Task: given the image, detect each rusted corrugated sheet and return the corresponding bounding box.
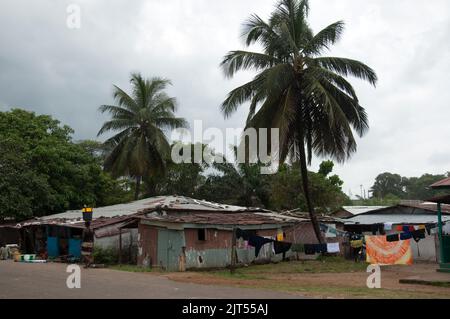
[138,211,300,226]
[430,177,450,189]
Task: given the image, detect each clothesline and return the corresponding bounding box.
[235,228,341,257]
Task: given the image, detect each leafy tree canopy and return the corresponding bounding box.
[0,109,131,221]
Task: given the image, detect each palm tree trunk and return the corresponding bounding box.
[134,176,141,200]
[298,141,324,244]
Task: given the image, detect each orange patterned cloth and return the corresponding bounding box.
[365,235,413,265]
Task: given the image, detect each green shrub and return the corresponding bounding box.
[92,246,119,265]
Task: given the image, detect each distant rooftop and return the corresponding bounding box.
[341,206,388,216]
[344,214,450,225]
[430,177,450,189]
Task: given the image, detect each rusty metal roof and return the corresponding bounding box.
[138,210,306,226]
[430,177,450,189]
[15,196,271,229]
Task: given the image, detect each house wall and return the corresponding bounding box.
[137,224,286,270]
[94,229,138,250]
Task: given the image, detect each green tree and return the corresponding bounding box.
[220,0,377,242]
[98,73,187,200]
[268,162,350,212]
[370,172,406,198]
[145,142,210,197]
[197,147,271,207]
[0,109,128,220]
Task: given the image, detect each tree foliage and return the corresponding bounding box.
[0,109,131,221]
[370,172,449,201]
[98,73,188,200]
[220,0,377,242]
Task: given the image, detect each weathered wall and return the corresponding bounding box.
[183,228,284,269]
[137,224,158,267]
[94,229,138,250]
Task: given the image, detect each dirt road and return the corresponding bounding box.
[0,261,301,299]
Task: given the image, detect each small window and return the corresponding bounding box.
[197,229,206,241]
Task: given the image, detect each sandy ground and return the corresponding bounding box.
[0,260,302,299]
[166,262,450,299]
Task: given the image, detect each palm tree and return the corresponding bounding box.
[220,0,377,243]
[98,73,187,200]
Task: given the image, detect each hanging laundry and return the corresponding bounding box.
[402,225,410,232]
[248,235,273,258]
[418,225,426,230]
[326,242,340,253]
[365,235,413,265]
[412,229,426,242]
[304,244,316,255]
[273,241,292,255]
[384,222,394,231]
[291,243,305,253]
[400,232,413,240]
[236,228,250,241]
[425,224,433,235]
[350,239,363,248]
[276,232,284,242]
[386,233,399,242]
[313,244,327,253]
[408,226,415,232]
[396,225,404,231]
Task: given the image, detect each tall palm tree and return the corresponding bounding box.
[98,73,187,200]
[220,0,377,243]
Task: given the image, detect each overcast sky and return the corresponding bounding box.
[1,0,449,198]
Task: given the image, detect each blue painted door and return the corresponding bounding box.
[157,229,184,271]
[68,239,82,258]
[47,237,59,257]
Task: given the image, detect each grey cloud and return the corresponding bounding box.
[0,0,449,197]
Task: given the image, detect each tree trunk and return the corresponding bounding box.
[298,141,324,244]
[134,176,141,200]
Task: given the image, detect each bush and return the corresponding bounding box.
[92,246,119,265]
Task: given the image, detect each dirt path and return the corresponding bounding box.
[0,260,302,299]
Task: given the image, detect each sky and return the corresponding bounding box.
[0,0,449,198]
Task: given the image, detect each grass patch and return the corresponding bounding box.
[210,256,367,276]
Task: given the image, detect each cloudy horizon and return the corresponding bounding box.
[1,0,449,198]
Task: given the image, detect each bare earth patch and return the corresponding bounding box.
[165,258,450,299]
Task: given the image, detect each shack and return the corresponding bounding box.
[2,197,178,261]
[122,197,345,271]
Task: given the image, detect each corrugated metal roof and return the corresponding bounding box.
[344,214,450,225]
[341,206,388,216]
[355,203,450,215]
[17,196,271,229]
[430,177,450,189]
[38,195,268,221]
[139,211,301,226]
